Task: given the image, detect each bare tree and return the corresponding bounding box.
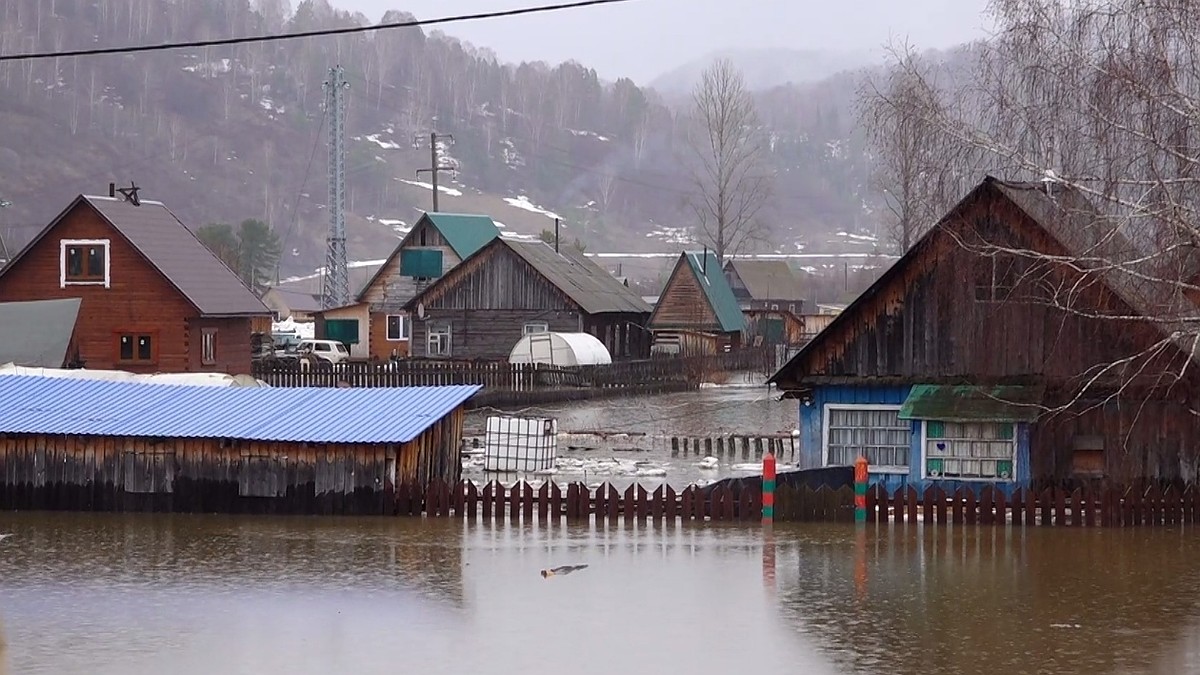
[686,58,773,262]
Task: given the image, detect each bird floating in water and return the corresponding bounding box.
[541,564,588,578]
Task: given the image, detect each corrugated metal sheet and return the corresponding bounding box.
[685,251,745,333]
[424,212,502,259]
[507,240,652,315]
[898,384,1045,422]
[0,376,481,444]
[0,298,80,367]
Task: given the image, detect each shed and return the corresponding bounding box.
[0,375,480,514]
[508,331,613,366]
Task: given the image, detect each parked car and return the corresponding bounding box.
[296,339,350,364]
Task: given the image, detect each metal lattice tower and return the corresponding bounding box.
[322,65,350,309]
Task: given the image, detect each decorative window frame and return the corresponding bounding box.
[60,238,111,288]
[821,403,910,474]
[919,420,1018,482]
[427,323,452,357]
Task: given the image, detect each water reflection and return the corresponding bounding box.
[0,616,7,675]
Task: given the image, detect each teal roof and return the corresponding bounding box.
[423,212,501,259]
[685,251,745,333]
[898,384,1046,422]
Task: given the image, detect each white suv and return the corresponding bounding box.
[296,339,350,364]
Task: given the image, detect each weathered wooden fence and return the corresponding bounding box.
[670,435,797,461]
[393,480,1200,526]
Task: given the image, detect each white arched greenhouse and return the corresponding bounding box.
[507,331,613,367]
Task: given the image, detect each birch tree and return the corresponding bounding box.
[686,58,772,262]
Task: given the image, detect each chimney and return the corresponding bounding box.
[554,217,560,253]
[108,183,116,198]
[702,246,708,276]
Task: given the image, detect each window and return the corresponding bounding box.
[61,239,110,287]
[117,333,155,363]
[824,405,910,472]
[523,322,549,335]
[974,256,1017,303]
[428,324,451,356]
[923,421,1016,480]
[386,314,409,341]
[201,328,217,365]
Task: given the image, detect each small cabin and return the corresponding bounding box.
[648,250,745,354]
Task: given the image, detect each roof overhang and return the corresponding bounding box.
[897,384,1046,423]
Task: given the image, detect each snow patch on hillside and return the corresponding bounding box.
[504,195,560,220]
[398,179,462,197]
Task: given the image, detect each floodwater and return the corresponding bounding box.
[462,373,797,489]
[2,514,1200,674]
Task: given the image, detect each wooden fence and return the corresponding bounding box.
[670,435,798,461]
[391,479,1200,526]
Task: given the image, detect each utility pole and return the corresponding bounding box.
[322,65,350,309]
[415,132,455,212]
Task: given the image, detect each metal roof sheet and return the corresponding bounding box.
[724,259,805,302]
[685,251,746,333]
[424,212,502,259]
[0,299,80,367]
[0,376,481,444]
[506,240,652,315]
[898,384,1045,422]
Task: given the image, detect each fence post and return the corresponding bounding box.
[762,449,776,524]
[855,456,869,524]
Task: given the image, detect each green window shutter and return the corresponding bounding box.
[926,421,945,439]
[400,249,444,278]
[999,423,1014,440]
[325,319,359,345]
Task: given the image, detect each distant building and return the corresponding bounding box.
[648,250,745,354]
[0,193,270,375]
[404,237,652,360]
[722,259,805,314]
[260,287,323,322]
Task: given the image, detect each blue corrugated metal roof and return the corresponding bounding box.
[0,376,481,444]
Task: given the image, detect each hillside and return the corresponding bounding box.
[0,0,902,286]
[649,48,880,98]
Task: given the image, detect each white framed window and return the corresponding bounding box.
[922,421,1016,481]
[823,404,910,473]
[61,238,111,288]
[523,321,549,335]
[386,314,409,341]
[427,324,451,357]
[201,328,217,365]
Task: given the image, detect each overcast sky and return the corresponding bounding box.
[333,0,995,84]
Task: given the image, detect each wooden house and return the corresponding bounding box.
[649,250,746,354]
[742,308,806,348]
[0,193,271,375]
[768,176,1200,493]
[404,238,652,360]
[261,287,323,322]
[0,298,82,367]
[723,259,805,313]
[0,375,479,514]
[352,212,501,361]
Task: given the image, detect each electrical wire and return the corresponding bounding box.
[0,0,638,62]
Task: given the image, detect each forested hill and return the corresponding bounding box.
[0,0,896,280]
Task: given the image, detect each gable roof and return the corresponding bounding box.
[768,175,1199,386]
[405,237,651,315]
[356,211,501,302]
[724,259,804,301]
[264,287,323,314]
[673,251,745,333]
[0,298,81,367]
[0,195,270,317]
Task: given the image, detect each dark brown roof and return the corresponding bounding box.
[724,259,804,301]
[1,195,269,317]
[505,241,652,315]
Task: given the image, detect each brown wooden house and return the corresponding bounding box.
[352,212,501,361]
[649,250,746,354]
[0,193,271,375]
[768,176,1200,493]
[723,258,805,313]
[404,238,652,360]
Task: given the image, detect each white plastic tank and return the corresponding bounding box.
[507,331,612,367]
[484,415,558,472]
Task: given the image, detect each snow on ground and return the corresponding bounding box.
[363,133,402,150]
[366,216,411,237]
[499,230,541,242]
[833,230,879,244]
[503,195,560,220]
[398,178,463,197]
[278,258,388,285]
[645,226,694,245]
[567,129,611,142]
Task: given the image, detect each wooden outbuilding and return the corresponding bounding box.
[0,375,478,514]
[649,250,746,354]
[769,176,1200,493]
[0,192,271,375]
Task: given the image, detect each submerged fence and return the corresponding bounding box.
[389,479,1200,527]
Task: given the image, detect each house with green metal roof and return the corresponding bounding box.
[314,212,502,362]
[647,250,746,354]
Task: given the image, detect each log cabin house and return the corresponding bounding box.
[649,250,746,354]
[0,375,479,514]
[0,193,271,375]
[769,176,1200,494]
[403,237,652,360]
[336,212,502,361]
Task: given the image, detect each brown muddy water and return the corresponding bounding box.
[1,513,1199,674]
[462,375,796,489]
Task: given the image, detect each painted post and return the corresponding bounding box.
[854,456,869,524]
[762,450,776,524]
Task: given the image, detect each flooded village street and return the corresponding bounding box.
[2,513,1200,674]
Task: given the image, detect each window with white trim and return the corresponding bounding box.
[923,421,1016,480]
[523,321,549,335]
[386,314,409,341]
[427,324,451,356]
[61,239,110,287]
[824,405,910,471]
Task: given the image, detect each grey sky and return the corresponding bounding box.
[332,0,995,84]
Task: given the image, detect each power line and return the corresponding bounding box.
[0,0,638,63]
